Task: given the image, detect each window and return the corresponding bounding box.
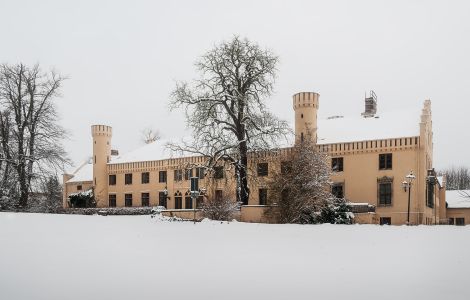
[109,174,116,185]
[125,173,132,185]
[196,196,204,208]
[332,157,344,172]
[301,132,304,142]
[108,194,116,207]
[159,171,167,183]
[195,167,205,179]
[257,163,268,177]
[456,218,465,226]
[141,193,149,206]
[77,185,82,191]
[379,153,392,170]
[174,169,183,182]
[159,191,167,208]
[449,218,455,225]
[185,196,193,209]
[125,193,133,207]
[378,182,392,206]
[332,183,344,199]
[214,166,224,179]
[175,192,182,209]
[141,172,150,184]
[259,188,268,205]
[427,182,434,208]
[215,190,223,201]
[281,161,291,175]
[380,217,391,225]
[184,169,193,180]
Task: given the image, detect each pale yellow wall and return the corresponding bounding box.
[63,180,93,207]
[446,209,470,225]
[62,93,455,225]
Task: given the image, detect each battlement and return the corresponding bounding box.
[293,92,319,110]
[91,125,112,137]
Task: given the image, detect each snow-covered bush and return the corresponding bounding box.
[202,197,238,221]
[317,197,354,224]
[65,207,153,215]
[68,189,95,208]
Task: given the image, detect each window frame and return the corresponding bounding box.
[108,194,116,207]
[214,166,224,179]
[125,173,133,185]
[259,188,268,205]
[257,163,269,177]
[124,193,133,207]
[109,174,116,186]
[332,183,344,199]
[379,153,393,170]
[332,157,344,172]
[141,192,150,207]
[141,172,150,184]
[159,171,167,183]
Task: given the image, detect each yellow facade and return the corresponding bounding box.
[64,91,455,225]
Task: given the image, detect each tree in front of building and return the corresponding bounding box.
[0,63,70,209]
[170,36,290,206]
[266,134,352,224]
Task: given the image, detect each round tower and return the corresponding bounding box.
[91,125,112,207]
[293,92,319,144]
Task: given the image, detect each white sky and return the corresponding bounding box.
[1,0,469,170]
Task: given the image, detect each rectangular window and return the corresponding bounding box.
[427,182,434,208]
[185,196,193,209]
[125,193,133,207]
[141,172,150,184]
[195,167,205,179]
[125,173,132,185]
[378,182,392,206]
[174,169,183,182]
[456,218,465,226]
[332,157,344,172]
[259,188,268,205]
[214,166,224,179]
[184,169,193,180]
[175,196,182,209]
[380,217,391,225]
[215,190,223,201]
[281,161,291,175]
[159,191,167,208]
[379,153,392,170]
[159,171,167,183]
[449,218,455,225]
[77,185,82,191]
[257,163,268,177]
[332,184,344,199]
[141,193,149,207]
[108,194,116,207]
[109,174,116,185]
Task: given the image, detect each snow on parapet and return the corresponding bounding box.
[446,190,470,209]
[317,109,420,145]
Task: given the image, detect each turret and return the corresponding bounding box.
[91,125,112,207]
[293,92,319,144]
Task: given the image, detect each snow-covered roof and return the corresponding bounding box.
[67,162,93,183]
[446,190,470,209]
[317,110,420,144]
[109,139,186,164]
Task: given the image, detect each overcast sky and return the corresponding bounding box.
[1,0,469,170]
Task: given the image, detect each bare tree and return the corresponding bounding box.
[266,135,333,224]
[0,63,69,209]
[141,127,161,144]
[170,36,290,205]
[439,166,470,190]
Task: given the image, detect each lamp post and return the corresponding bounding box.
[402,171,416,225]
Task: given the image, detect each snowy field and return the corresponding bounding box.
[0,213,469,300]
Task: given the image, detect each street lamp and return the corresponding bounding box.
[402,171,416,224]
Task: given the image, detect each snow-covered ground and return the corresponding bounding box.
[0,213,469,300]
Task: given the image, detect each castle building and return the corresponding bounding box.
[63,91,463,225]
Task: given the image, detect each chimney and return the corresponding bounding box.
[361,90,377,118]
